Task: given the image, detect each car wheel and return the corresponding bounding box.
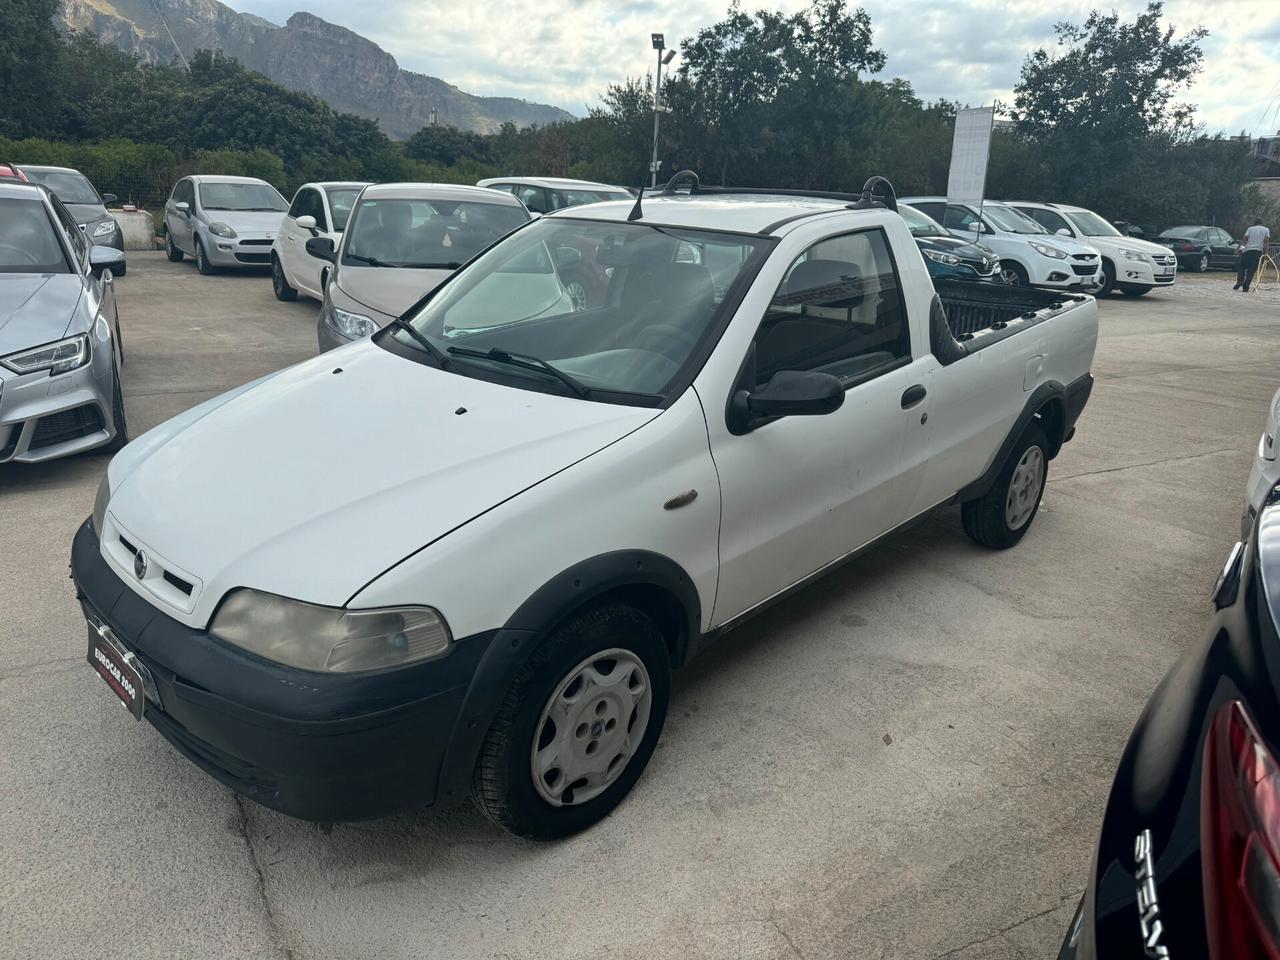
[1120,286,1151,297]
[271,254,298,301]
[164,230,184,263]
[104,361,129,453]
[471,602,671,840]
[564,277,589,311]
[999,261,1028,286]
[1197,251,1209,273]
[1097,260,1115,296]
[961,421,1048,549]
[195,238,215,276]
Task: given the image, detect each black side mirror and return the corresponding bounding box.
[89,244,126,277]
[101,193,119,206]
[728,370,845,433]
[306,236,337,263]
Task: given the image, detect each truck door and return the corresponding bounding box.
[705,226,932,626]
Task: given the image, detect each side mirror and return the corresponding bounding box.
[174,201,190,214]
[101,193,119,206]
[296,214,318,235]
[89,245,126,277]
[728,370,845,433]
[1055,227,1071,237]
[306,236,336,263]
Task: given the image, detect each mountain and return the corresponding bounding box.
[57,0,576,137]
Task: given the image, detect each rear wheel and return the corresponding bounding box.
[271,254,298,301]
[471,603,670,840]
[164,230,184,262]
[999,261,1028,286]
[962,421,1049,549]
[195,238,215,275]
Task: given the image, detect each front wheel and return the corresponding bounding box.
[271,254,298,301]
[998,261,1028,286]
[1196,251,1209,273]
[195,238,215,276]
[471,603,670,840]
[961,421,1048,549]
[1097,261,1115,297]
[164,230,184,262]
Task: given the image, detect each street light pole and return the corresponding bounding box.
[649,34,676,190]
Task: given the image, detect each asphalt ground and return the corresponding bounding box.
[2,253,1276,959]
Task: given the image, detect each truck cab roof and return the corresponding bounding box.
[547,192,868,237]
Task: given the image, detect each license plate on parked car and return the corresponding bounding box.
[86,619,148,720]
[1160,267,1175,276]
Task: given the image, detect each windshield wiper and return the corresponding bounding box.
[346,253,390,267]
[447,346,590,399]
[399,261,462,270]
[389,317,449,368]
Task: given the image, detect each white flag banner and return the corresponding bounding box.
[946,107,995,207]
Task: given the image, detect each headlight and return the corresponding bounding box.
[1,334,90,375]
[210,588,452,672]
[208,221,237,239]
[1030,242,1068,259]
[923,249,961,266]
[92,473,111,534]
[93,219,117,239]
[325,299,378,339]
[1122,249,1149,262]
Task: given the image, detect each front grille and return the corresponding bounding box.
[1152,254,1176,266]
[234,252,270,264]
[239,239,273,246]
[1071,253,1095,261]
[29,404,103,450]
[1154,274,1176,283]
[115,533,195,596]
[1070,264,1097,276]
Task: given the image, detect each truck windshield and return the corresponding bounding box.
[390,218,769,403]
[1065,210,1121,238]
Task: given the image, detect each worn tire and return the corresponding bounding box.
[961,421,1049,549]
[471,602,670,840]
[104,362,129,453]
[195,238,215,275]
[271,254,298,301]
[164,231,183,262]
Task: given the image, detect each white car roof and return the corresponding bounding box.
[301,181,372,191]
[547,193,867,235]
[359,182,525,206]
[477,176,629,193]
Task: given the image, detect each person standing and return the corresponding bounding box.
[1236,219,1272,292]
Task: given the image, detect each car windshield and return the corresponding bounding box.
[198,181,287,212]
[1064,210,1121,237]
[0,197,70,273]
[550,189,631,210]
[19,169,101,205]
[325,187,363,231]
[983,204,1043,234]
[343,198,529,268]
[898,204,948,237]
[390,218,769,402]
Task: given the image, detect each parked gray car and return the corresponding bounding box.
[0,179,128,464]
[163,175,289,274]
[17,164,126,273]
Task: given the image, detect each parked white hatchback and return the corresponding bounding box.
[76,177,1097,839]
[271,181,369,302]
[1009,201,1178,297]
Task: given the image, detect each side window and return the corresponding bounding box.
[750,228,910,389]
[516,185,547,214]
[302,189,327,231]
[175,179,194,207]
[287,189,307,219]
[943,205,979,231]
[913,202,944,221]
[1027,209,1069,234]
[50,195,87,264]
[1217,228,1234,244]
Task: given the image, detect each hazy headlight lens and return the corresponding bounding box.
[92,474,111,534]
[93,219,117,238]
[210,588,452,672]
[1,334,90,375]
[923,249,961,266]
[208,221,237,239]
[1030,242,1068,259]
[1122,249,1149,262]
[326,301,378,339]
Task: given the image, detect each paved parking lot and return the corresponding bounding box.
[2,253,1276,960]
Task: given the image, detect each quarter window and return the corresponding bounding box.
[749,228,910,389]
[50,195,87,264]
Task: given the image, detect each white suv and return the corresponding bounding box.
[903,197,1103,292]
[1009,202,1177,297]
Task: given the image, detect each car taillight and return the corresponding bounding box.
[1202,701,1280,959]
[1182,242,1199,251]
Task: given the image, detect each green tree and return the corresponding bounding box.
[0,0,61,137]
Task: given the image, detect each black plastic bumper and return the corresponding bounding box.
[70,519,494,821]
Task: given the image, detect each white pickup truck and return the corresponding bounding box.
[75,175,1098,839]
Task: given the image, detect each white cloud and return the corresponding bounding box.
[227,0,1280,134]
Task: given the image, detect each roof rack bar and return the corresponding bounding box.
[659,170,897,211]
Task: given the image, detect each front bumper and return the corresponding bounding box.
[204,232,277,268]
[1030,259,1103,292]
[71,519,493,821]
[0,341,117,464]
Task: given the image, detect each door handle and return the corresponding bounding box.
[901,384,927,408]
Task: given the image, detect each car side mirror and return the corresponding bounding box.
[306,236,336,263]
[174,201,190,214]
[89,245,126,277]
[296,214,319,235]
[1055,227,1071,237]
[101,193,119,206]
[728,370,845,433]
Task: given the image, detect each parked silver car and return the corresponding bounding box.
[0,179,127,464]
[162,175,289,274]
[17,165,126,274]
[307,183,530,352]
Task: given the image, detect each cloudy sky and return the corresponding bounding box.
[226,0,1280,135]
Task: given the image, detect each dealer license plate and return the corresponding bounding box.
[86,619,148,720]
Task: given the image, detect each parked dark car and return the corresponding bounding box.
[1058,492,1280,959]
[1156,225,1238,273]
[17,165,126,273]
[898,202,998,282]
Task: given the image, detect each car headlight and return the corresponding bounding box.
[1122,249,1149,262]
[325,299,378,339]
[923,249,961,266]
[92,219,117,239]
[1030,242,1068,259]
[0,334,90,375]
[92,473,111,534]
[209,588,452,672]
[208,221,237,239]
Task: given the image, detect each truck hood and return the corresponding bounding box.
[336,265,453,319]
[106,339,658,622]
[0,273,81,355]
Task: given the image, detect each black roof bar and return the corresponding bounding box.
[659,170,898,212]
